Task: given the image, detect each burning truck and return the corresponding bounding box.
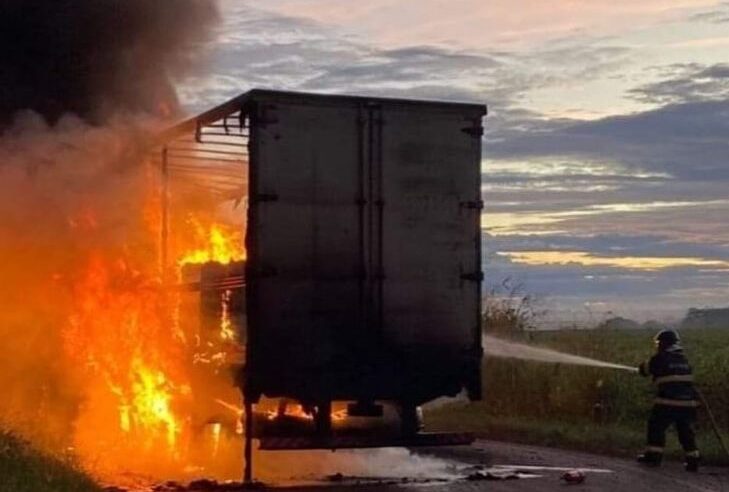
[156,89,486,479]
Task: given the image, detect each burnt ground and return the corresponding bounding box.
[157,440,728,492]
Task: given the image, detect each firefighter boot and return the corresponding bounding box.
[637,451,662,467]
[684,453,700,472]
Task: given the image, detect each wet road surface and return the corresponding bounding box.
[161,440,728,492]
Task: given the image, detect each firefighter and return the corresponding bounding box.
[636,329,700,472]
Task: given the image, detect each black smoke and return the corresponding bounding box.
[0,0,219,127]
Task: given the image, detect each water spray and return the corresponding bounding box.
[483,335,638,373]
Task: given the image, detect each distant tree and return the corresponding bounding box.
[680,307,729,330]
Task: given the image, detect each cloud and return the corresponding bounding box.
[628,63,729,105]
[489,99,729,184]
[484,235,729,322]
[487,233,729,260]
[178,0,641,160]
[689,1,729,22]
[297,45,502,101]
[502,251,729,270]
[478,62,729,314]
[178,3,370,110]
[255,0,719,49]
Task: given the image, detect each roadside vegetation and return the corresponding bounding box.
[0,431,100,492]
[427,325,729,464]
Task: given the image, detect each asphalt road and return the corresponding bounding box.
[180,440,727,492]
[416,440,728,492]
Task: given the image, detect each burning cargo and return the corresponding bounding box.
[158,89,486,465]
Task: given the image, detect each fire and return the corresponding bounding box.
[178,217,245,266]
[61,202,245,477]
[63,251,188,472]
[129,359,180,447]
[220,289,236,342]
[265,404,348,423]
[0,118,250,482]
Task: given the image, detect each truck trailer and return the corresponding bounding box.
[158,89,486,478]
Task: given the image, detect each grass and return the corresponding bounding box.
[425,328,729,464]
[0,431,100,492]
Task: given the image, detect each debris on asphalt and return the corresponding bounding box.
[323,474,451,486]
[152,481,185,491]
[466,471,520,481]
[326,472,344,482]
[189,479,217,490]
[149,478,264,491]
[561,470,587,484]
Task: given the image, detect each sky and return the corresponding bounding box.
[179,0,729,323]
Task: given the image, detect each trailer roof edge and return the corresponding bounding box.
[155,92,251,144]
[157,89,487,144]
[245,88,488,114]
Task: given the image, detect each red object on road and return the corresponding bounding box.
[561,470,586,484]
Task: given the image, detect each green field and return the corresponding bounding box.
[426,328,729,464]
[0,432,100,492]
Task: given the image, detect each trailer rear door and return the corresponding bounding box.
[379,104,483,353]
[245,94,365,397]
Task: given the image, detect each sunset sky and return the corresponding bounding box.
[180,0,729,322]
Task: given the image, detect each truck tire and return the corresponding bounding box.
[314,400,332,435]
[399,404,423,437]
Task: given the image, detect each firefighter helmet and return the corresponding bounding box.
[654,329,680,346]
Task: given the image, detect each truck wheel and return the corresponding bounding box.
[399,404,423,437]
[314,401,332,435]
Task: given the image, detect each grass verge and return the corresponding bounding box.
[426,402,729,465]
[427,406,641,456]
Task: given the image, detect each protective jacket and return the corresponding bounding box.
[640,346,698,407]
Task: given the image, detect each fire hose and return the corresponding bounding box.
[696,388,729,463]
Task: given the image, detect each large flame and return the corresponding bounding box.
[60,170,245,479]
[0,116,254,484]
[179,217,245,266]
[63,253,184,472]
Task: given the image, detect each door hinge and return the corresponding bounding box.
[460,271,484,282]
[461,125,484,137]
[460,200,484,210]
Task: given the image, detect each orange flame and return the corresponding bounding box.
[179,217,245,266]
[63,205,245,478]
[64,252,187,472]
[0,124,251,484]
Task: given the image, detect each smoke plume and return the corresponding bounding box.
[0,0,226,482]
[0,0,219,127]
